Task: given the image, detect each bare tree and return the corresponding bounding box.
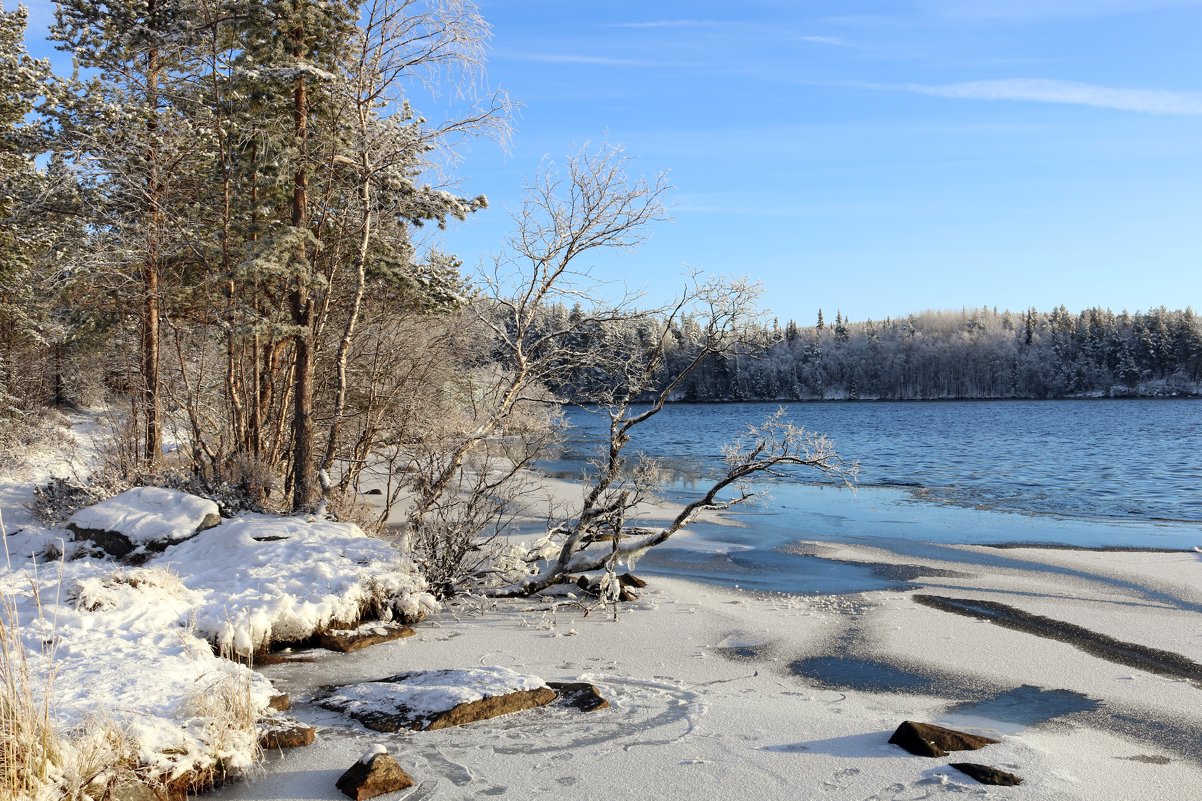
[395,142,854,597]
[503,408,855,597]
[398,143,669,591]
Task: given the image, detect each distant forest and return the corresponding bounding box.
[545,305,1202,402]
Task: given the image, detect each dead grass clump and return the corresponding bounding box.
[71,567,189,613]
[181,664,262,782]
[0,592,60,800]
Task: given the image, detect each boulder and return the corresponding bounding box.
[888,721,999,758]
[548,681,609,712]
[267,693,291,711]
[335,748,415,800]
[950,763,1023,786]
[67,488,221,559]
[422,686,557,730]
[323,666,557,732]
[259,720,316,750]
[317,623,416,653]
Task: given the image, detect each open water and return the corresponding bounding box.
[548,399,1202,594]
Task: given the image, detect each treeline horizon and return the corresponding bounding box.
[543,304,1202,403]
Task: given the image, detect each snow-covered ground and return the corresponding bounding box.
[6,414,1202,800]
[208,544,1202,801]
[0,416,435,799]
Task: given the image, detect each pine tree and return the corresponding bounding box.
[52,0,197,466]
[0,6,53,289]
[833,310,849,342]
[0,6,60,416]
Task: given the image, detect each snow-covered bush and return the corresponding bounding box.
[179,662,262,779]
[30,474,129,526]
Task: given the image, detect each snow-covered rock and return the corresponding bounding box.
[152,514,437,657]
[323,666,556,731]
[66,487,220,558]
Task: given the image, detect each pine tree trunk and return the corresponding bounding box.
[142,4,162,467]
[289,55,317,511]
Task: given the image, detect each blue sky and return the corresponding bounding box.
[17,0,1202,323]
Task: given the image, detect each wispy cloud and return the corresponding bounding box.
[904,79,1202,116]
[609,20,855,47]
[797,35,851,47]
[495,51,668,68]
[675,191,933,219]
[608,19,723,30]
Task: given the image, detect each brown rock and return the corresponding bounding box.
[950,763,1023,786]
[888,721,999,758]
[324,669,560,732]
[337,686,558,732]
[618,572,647,588]
[425,686,557,730]
[259,721,316,749]
[548,681,610,712]
[316,623,416,653]
[268,693,291,711]
[335,751,415,800]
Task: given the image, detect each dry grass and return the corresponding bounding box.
[0,590,61,800]
[56,718,144,801]
[181,663,263,782]
[2,576,148,801]
[71,566,189,613]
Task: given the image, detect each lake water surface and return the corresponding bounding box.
[549,399,1202,594]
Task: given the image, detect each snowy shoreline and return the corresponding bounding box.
[213,543,1202,800]
[4,422,1202,800]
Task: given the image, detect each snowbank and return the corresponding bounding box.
[153,514,437,657]
[3,558,274,786]
[2,491,437,798]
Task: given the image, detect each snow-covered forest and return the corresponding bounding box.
[552,305,1202,403]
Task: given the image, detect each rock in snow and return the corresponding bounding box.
[547,681,610,712]
[154,514,437,656]
[259,720,317,750]
[950,763,1024,786]
[67,487,221,558]
[887,720,999,758]
[323,666,558,731]
[316,622,417,653]
[335,749,415,800]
